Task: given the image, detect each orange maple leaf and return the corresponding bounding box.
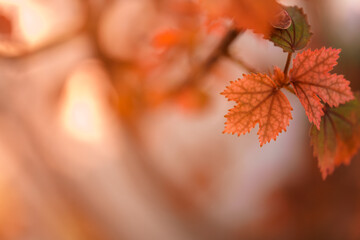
[310,94,360,179]
[290,48,354,129]
[222,73,292,146]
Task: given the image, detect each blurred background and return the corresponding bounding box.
[0,0,359,239]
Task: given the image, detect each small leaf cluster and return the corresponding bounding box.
[222,6,360,179]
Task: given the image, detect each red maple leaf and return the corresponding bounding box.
[311,94,360,179]
[289,48,354,129]
[222,73,292,146]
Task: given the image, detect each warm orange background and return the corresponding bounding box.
[0,0,359,239]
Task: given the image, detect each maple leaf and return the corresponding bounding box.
[222,73,292,146]
[310,93,360,179]
[272,66,286,86]
[270,6,312,52]
[290,47,354,129]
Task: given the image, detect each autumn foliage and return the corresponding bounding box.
[222,73,292,146]
[1,0,360,239]
[220,5,359,179]
[290,48,354,129]
[200,0,282,37]
[310,94,360,179]
[118,0,359,179]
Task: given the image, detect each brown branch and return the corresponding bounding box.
[173,28,241,93]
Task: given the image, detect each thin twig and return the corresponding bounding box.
[225,54,257,73]
[173,28,241,93]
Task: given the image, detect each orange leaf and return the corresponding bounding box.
[310,93,360,179]
[0,12,12,37]
[200,0,281,37]
[174,87,209,112]
[290,48,354,129]
[222,73,292,146]
[272,66,286,86]
[152,29,183,49]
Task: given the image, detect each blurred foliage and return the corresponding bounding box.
[0,0,358,240]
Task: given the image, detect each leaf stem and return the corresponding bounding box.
[283,52,293,78]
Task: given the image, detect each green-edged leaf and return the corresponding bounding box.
[310,93,360,179]
[270,6,312,52]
